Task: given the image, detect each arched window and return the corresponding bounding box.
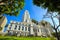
[22,26,24,31]
[9,27,11,30]
[28,27,30,31]
[18,26,20,30]
[38,29,39,32]
[14,25,17,30]
[25,27,27,31]
[10,24,12,26]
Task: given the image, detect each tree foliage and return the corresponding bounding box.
[52,31,60,37]
[32,19,38,25]
[0,0,24,16]
[0,27,2,31]
[40,20,48,26]
[33,0,60,14]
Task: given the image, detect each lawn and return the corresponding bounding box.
[0,36,56,40]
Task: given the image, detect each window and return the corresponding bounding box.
[25,27,27,31]
[29,24,30,26]
[10,24,12,26]
[14,25,17,30]
[38,29,39,32]
[41,28,46,33]
[26,20,27,22]
[44,29,48,33]
[9,24,12,30]
[9,27,11,30]
[18,26,20,30]
[28,27,30,31]
[22,26,24,30]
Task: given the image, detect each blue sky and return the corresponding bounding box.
[4,0,58,26]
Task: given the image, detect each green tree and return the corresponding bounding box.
[32,19,38,25]
[0,27,2,31]
[40,20,48,26]
[33,0,60,40]
[0,0,24,17]
[52,31,60,37]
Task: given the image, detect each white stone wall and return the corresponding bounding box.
[37,28,42,36]
[7,21,30,36]
[30,27,34,35]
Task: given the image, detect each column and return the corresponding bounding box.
[27,27,28,31]
[39,28,41,36]
[17,25,19,30]
[7,24,10,30]
[11,24,15,30]
[24,26,25,31]
[20,26,22,31]
[47,28,52,37]
[30,27,34,34]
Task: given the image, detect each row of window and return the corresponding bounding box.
[10,23,32,27]
[9,25,30,31]
[10,24,46,32]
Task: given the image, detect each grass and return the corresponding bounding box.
[0,36,56,40]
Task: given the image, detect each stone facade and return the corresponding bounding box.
[38,20,53,37]
[0,16,7,33]
[7,10,53,37]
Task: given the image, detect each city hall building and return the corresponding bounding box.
[7,10,53,37]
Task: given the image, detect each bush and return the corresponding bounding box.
[50,37,56,40]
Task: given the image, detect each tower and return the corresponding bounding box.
[23,10,31,23]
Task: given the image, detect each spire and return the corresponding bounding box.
[23,10,31,23]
